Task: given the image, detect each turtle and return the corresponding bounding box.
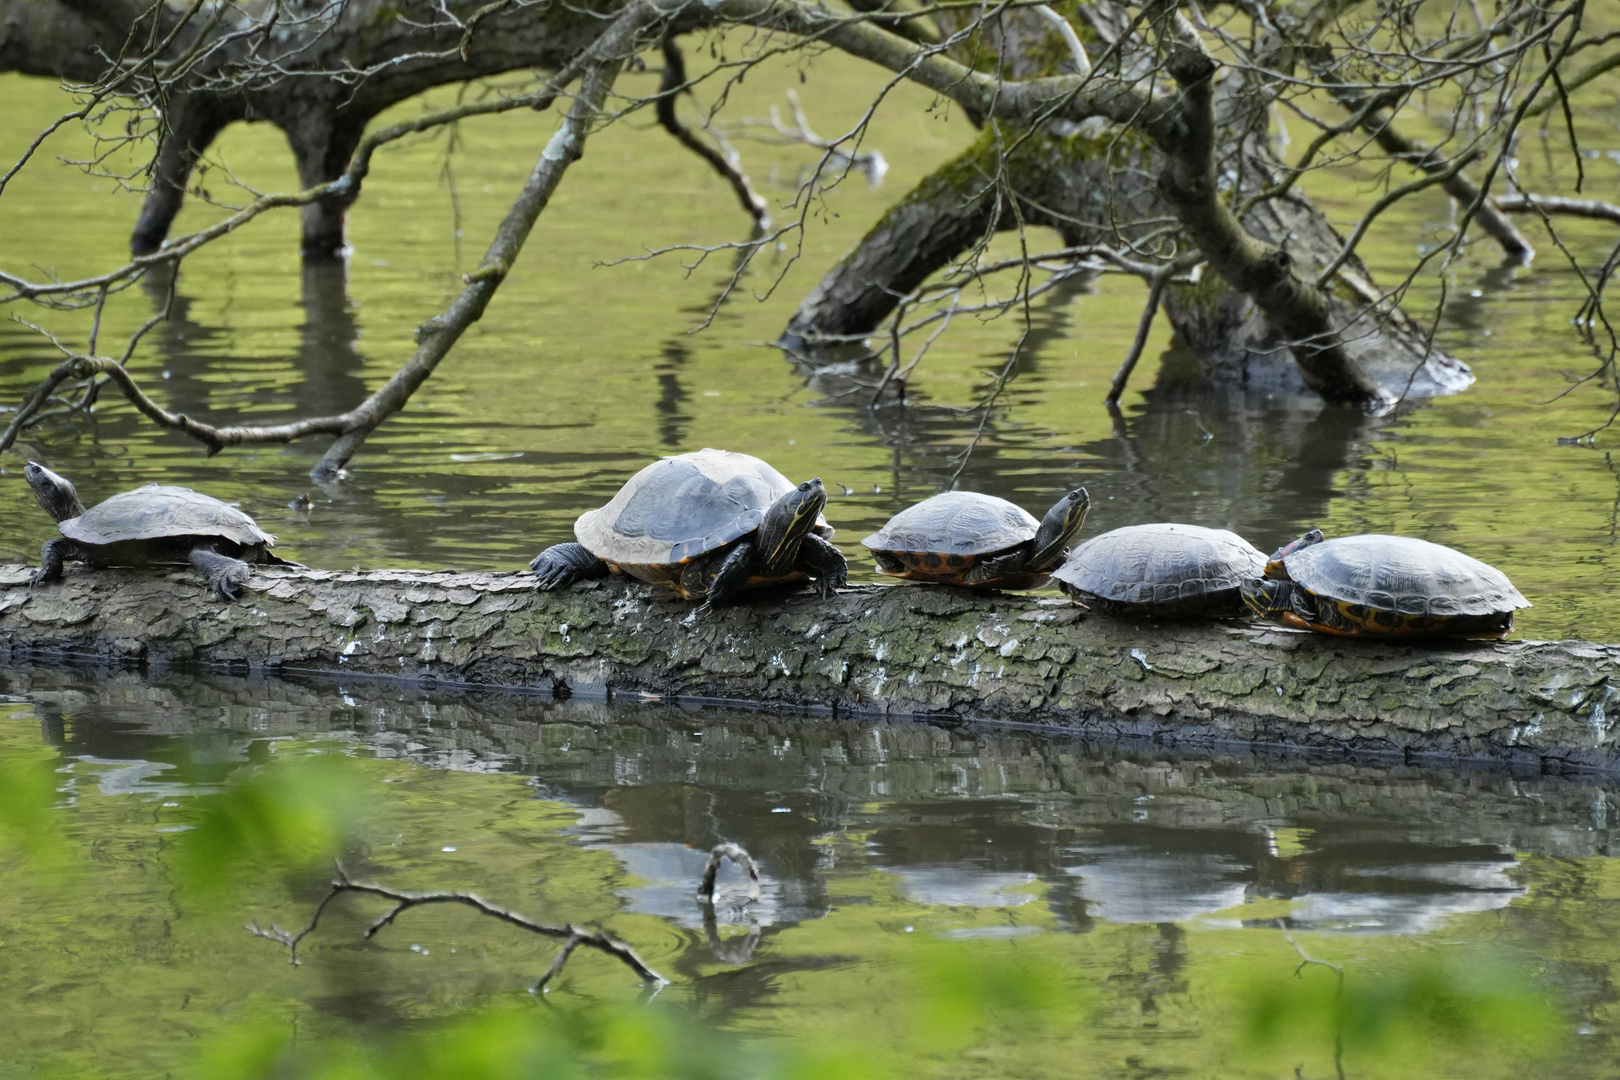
[529,448,847,611]
[860,488,1090,590]
[1049,523,1267,618]
[24,461,298,601]
[1240,530,1530,639]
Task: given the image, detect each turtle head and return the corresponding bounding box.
[24,462,87,523]
[759,478,827,573]
[1264,528,1324,578]
[1029,487,1091,571]
[1240,577,1292,621]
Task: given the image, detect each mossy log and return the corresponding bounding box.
[0,563,1616,773]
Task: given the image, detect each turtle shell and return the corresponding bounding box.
[1277,534,1529,619]
[861,491,1044,584]
[862,492,1038,558]
[576,449,831,577]
[1051,523,1265,616]
[62,485,275,548]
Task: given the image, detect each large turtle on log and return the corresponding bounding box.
[529,448,847,612]
[1241,530,1530,639]
[24,461,297,601]
[861,489,1090,590]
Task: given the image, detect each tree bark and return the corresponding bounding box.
[2,563,1616,773]
[782,0,1472,400]
[0,0,622,255]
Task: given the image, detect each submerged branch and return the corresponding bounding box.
[697,842,763,907]
[249,862,666,989]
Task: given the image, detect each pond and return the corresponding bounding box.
[2,61,1619,641]
[1,44,1619,1078]
[1,663,1615,1078]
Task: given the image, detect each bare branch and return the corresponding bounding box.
[1105,263,1176,405]
[1033,5,1091,75]
[1495,194,1620,226]
[696,842,762,907]
[248,862,666,989]
[656,37,771,227]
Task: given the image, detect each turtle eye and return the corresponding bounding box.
[799,482,812,492]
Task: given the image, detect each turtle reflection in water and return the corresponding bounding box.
[529,448,847,613]
[1050,523,1267,618]
[861,488,1090,590]
[24,461,297,601]
[1242,530,1530,639]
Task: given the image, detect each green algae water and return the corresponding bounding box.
[3,45,1620,1078]
[0,666,1605,1078]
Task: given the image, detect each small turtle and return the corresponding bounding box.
[1050,523,1267,618]
[529,448,847,611]
[1241,530,1530,639]
[860,489,1090,590]
[24,461,297,601]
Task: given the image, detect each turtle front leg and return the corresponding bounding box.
[961,550,1027,587]
[798,533,848,598]
[530,543,610,591]
[32,538,81,586]
[189,545,253,602]
[694,542,756,615]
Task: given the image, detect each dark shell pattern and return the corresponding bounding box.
[1052,524,1266,609]
[575,449,830,572]
[62,485,275,548]
[1280,534,1529,617]
[862,491,1039,559]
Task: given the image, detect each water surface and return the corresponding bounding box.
[3,50,1620,1079]
[2,666,1616,1077]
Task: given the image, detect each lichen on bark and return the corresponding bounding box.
[3,564,1618,774]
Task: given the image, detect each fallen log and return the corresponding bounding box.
[0,564,1615,773]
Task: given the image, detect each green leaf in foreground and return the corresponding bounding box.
[1240,947,1565,1075]
[173,752,371,896]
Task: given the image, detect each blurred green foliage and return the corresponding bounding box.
[180,942,1075,1080]
[1240,950,1563,1075]
[171,751,371,896]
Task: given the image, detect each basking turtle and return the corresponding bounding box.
[529,448,846,611]
[1241,530,1530,639]
[860,489,1090,590]
[24,461,296,601]
[1050,523,1266,618]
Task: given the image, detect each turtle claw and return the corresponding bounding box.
[207,566,249,602]
[189,547,252,602]
[531,543,609,591]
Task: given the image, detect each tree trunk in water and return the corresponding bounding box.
[784,2,1472,399]
[0,0,620,255]
[2,564,1615,773]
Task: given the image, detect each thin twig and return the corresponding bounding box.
[248,862,666,989]
[656,37,771,227]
